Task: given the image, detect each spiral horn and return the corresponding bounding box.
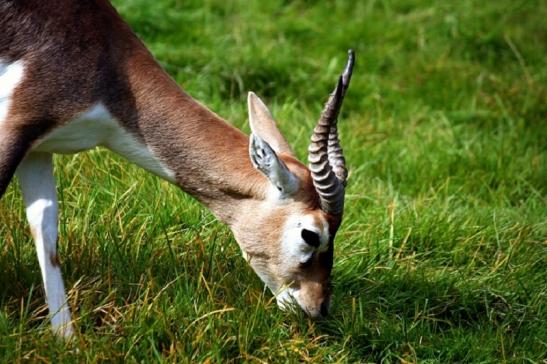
[308,49,354,215]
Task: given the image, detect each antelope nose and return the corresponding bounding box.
[320,299,330,317]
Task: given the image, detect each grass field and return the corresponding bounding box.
[1,0,546,362]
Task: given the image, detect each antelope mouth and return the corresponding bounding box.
[275,286,331,318]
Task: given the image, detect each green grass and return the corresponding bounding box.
[1,0,546,362]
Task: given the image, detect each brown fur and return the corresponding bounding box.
[0,0,341,318]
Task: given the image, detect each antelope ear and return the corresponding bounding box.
[248,92,293,155]
[249,133,299,195]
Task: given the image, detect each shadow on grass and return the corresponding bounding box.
[310,267,540,361]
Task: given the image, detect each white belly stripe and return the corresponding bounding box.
[33,103,175,182]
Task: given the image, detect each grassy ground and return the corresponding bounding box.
[1,0,546,362]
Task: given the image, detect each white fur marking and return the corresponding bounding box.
[33,103,175,182]
[16,153,74,338]
[272,214,330,313]
[275,285,298,310]
[281,214,330,264]
[0,60,25,125]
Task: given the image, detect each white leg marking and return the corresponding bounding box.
[0,60,25,125]
[16,153,74,338]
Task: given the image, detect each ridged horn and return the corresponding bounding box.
[308,49,354,215]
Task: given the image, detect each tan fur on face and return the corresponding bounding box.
[230,158,338,314]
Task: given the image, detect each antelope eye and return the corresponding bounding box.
[301,229,320,248]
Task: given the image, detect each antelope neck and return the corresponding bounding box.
[118,55,266,225]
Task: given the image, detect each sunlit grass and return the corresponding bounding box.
[1,0,545,361]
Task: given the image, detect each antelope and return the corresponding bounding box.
[0,0,354,338]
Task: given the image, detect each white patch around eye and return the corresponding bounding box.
[281,214,330,265]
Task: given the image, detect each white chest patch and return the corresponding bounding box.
[33,104,117,154]
[0,59,25,125]
[33,103,175,182]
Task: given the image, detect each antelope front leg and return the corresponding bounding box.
[16,152,74,339]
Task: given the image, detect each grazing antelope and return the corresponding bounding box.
[0,0,354,338]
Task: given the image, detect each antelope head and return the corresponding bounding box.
[233,50,355,317]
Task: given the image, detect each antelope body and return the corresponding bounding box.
[0,0,354,338]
